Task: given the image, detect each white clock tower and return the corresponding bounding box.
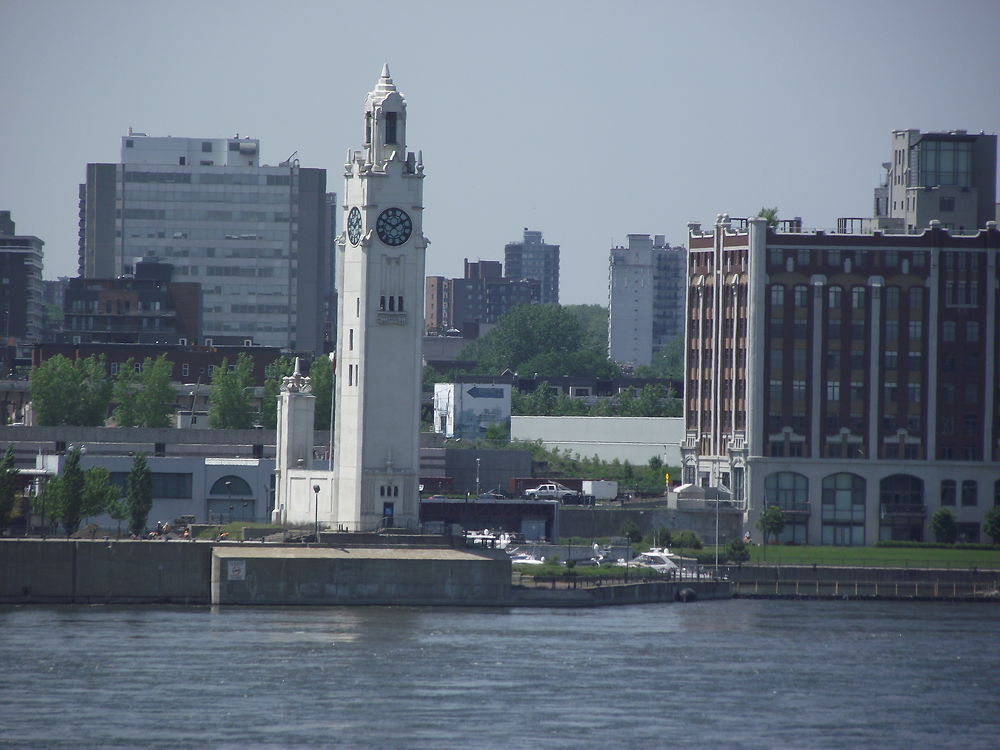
[333,65,427,531]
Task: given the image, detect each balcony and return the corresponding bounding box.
[880,503,927,519]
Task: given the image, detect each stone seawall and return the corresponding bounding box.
[1,539,213,604]
[727,564,1000,601]
[0,539,511,607]
[511,580,732,607]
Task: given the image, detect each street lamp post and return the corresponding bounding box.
[312,484,320,543]
[475,457,481,498]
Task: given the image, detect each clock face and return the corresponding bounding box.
[347,207,362,246]
[375,208,412,247]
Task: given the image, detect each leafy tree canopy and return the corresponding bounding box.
[112,354,175,428]
[633,334,684,381]
[757,206,779,227]
[0,445,19,534]
[930,507,957,544]
[208,354,255,430]
[983,506,1000,545]
[756,504,786,545]
[30,355,112,426]
[261,355,335,431]
[126,453,153,537]
[461,304,614,377]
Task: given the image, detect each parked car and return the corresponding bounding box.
[477,489,505,500]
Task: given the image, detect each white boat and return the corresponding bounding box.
[507,548,545,565]
[630,547,683,573]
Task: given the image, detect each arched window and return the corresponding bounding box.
[885,286,900,310]
[941,480,956,506]
[764,472,807,510]
[793,285,808,307]
[764,472,808,544]
[397,296,404,312]
[380,486,385,497]
[828,286,842,309]
[393,486,399,497]
[879,474,923,506]
[210,476,253,496]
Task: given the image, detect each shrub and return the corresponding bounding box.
[726,539,750,562]
[671,530,702,549]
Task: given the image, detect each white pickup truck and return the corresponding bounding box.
[524,483,580,501]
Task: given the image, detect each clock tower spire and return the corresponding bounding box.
[333,67,427,531]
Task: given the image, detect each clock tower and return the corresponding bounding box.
[333,65,427,531]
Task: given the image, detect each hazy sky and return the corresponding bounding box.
[2,0,998,304]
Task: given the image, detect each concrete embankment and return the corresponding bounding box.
[511,579,731,607]
[728,564,1000,601]
[0,539,509,606]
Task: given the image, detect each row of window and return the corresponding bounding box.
[766,471,997,510]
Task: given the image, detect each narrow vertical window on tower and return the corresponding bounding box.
[385,112,397,144]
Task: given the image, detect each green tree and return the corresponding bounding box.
[112,354,175,428]
[135,355,175,428]
[82,467,119,522]
[30,354,112,426]
[461,304,585,374]
[757,206,779,227]
[0,445,19,534]
[308,354,335,431]
[633,334,685,381]
[58,449,86,537]
[671,530,703,549]
[757,504,785,546]
[125,453,153,537]
[564,304,607,349]
[112,358,141,427]
[620,519,643,543]
[261,355,295,430]
[726,538,750,562]
[930,507,957,544]
[983,506,1000,545]
[483,422,509,443]
[208,354,255,429]
[106,495,128,539]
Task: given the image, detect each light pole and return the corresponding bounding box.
[312,484,320,542]
[475,457,481,498]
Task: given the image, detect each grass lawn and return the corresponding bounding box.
[740,544,1000,569]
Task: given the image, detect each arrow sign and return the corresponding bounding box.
[467,386,504,399]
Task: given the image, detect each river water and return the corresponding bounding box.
[1,600,997,749]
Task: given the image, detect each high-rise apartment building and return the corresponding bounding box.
[425,259,540,334]
[505,228,559,304]
[607,234,686,367]
[0,211,44,344]
[874,129,997,233]
[79,134,334,352]
[683,214,999,546]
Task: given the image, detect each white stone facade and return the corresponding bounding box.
[333,66,427,531]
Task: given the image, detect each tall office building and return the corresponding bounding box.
[683,214,999,546]
[874,129,997,233]
[0,211,44,344]
[504,228,559,304]
[79,134,334,352]
[607,234,686,367]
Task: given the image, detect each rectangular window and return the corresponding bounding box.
[966,321,979,342]
[961,481,977,507]
[181,364,190,378]
[202,141,213,152]
[941,481,956,506]
[942,321,956,342]
[385,112,398,144]
[826,381,840,400]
